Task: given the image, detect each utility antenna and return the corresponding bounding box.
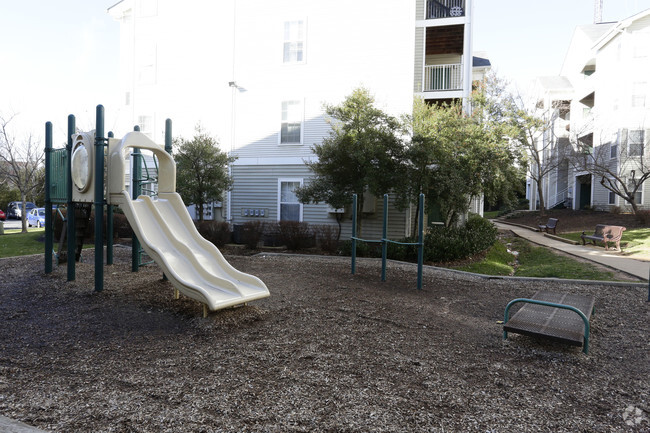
[594,0,603,23]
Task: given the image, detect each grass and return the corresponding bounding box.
[0,228,46,258]
[454,236,620,281]
[558,228,650,259]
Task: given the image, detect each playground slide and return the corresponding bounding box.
[117,190,270,311]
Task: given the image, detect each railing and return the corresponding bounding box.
[426,0,465,19]
[550,187,570,209]
[423,63,463,92]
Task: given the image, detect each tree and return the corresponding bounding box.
[571,128,650,214]
[296,87,406,235]
[0,114,44,233]
[400,96,523,229]
[476,74,567,216]
[173,126,235,221]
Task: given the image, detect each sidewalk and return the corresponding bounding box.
[493,220,650,281]
[0,416,49,433]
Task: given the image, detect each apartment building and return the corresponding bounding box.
[529,9,650,212]
[108,0,484,236]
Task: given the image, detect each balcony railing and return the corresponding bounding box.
[423,63,463,92]
[426,0,466,19]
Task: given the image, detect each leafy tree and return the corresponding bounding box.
[0,113,44,233]
[400,96,523,229]
[173,126,235,221]
[296,87,406,235]
[477,74,569,215]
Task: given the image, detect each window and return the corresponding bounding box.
[610,142,618,159]
[608,191,616,205]
[137,115,153,137]
[278,180,302,221]
[137,41,157,85]
[628,130,644,157]
[283,21,304,63]
[627,178,643,204]
[280,100,302,144]
[632,82,646,108]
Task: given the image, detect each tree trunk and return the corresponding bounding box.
[536,181,546,216]
[197,203,204,222]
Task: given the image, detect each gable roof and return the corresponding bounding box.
[593,8,650,50]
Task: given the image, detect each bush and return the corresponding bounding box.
[313,224,340,254]
[338,240,382,258]
[277,221,314,250]
[242,221,265,249]
[422,214,497,263]
[196,220,231,247]
[635,209,650,225]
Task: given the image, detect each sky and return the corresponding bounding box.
[2,0,650,146]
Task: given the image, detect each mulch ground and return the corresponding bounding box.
[500,208,647,233]
[0,246,648,432]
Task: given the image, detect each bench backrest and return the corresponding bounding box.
[603,225,626,241]
[547,218,558,228]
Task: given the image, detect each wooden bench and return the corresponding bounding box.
[581,224,626,251]
[538,218,559,235]
[503,291,595,354]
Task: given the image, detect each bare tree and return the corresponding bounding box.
[571,127,650,214]
[0,114,44,233]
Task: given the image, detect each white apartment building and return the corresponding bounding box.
[108,0,484,236]
[529,9,650,212]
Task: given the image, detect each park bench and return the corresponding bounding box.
[538,217,559,235]
[581,224,626,251]
[503,291,595,354]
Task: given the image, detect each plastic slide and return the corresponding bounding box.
[108,132,269,311]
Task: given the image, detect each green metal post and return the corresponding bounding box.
[44,122,53,274]
[132,125,142,272]
[351,194,357,275]
[106,131,114,265]
[66,115,76,281]
[417,193,424,290]
[381,194,388,282]
[162,120,172,281]
[94,105,105,292]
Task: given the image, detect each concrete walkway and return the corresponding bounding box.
[494,220,650,281]
[0,416,49,433]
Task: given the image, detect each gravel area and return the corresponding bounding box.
[0,246,648,432]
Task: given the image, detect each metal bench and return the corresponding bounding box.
[581,224,626,251]
[503,291,595,354]
[538,217,559,235]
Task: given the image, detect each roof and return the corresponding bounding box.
[472,56,491,68]
[536,76,573,91]
[594,8,650,50]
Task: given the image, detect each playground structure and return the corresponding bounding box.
[351,193,425,290]
[44,105,270,315]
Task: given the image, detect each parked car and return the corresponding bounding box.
[6,201,36,219]
[0,209,5,221]
[27,208,46,228]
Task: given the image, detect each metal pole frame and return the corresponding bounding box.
[131,125,142,272]
[351,194,357,274]
[94,105,105,292]
[44,122,53,274]
[66,115,76,281]
[381,194,388,282]
[106,131,114,265]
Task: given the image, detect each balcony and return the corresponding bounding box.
[423,63,463,92]
[426,0,466,19]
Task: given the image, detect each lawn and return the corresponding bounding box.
[557,227,650,259]
[0,228,46,258]
[454,236,621,281]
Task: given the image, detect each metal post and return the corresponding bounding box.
[106,131,114,266]
[66,115,76,281]
[94,105,105,292]
[44,122,53,274]
[417,193,425,290]
[351,194,357,275]
[162,120,172,281]
[132,125,142,272]
[381,194,388,282]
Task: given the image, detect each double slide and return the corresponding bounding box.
[108,132,269,311]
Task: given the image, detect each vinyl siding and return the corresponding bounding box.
[414,27,424,93]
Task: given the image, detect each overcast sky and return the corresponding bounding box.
[2,0,650,144]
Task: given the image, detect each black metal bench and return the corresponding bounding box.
[538,218,559,235]
[503,291,595,354]
[581,224,626,251]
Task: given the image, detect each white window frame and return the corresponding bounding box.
[610,142,618,159]
[277,178,303,222]
[627,178,644,205]
[283,20,306,64]
[608,190,617,205]
[632,82,646,108]
[279,100,304,145]
[628,130,644,157]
